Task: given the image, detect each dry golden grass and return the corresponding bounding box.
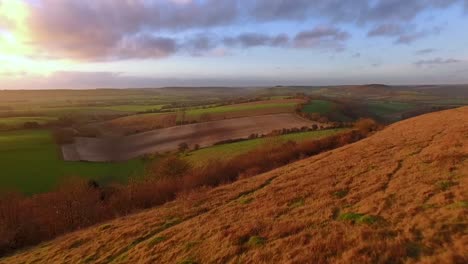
[2,107,467,264]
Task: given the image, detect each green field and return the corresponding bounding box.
[0,116,58,130]
[367,101,416,116]
[36,104,165,115]
[0,130,145,195]
[0,128,345,194]
[184,129,347,164]
[99,104,164,112]
[302,100,334,114]
[184,102,298,119]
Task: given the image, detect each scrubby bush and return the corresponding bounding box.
[178,142,189,152]
[354,118,378,134]
[147,155,191,180]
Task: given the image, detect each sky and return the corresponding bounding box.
[0,0,467,89]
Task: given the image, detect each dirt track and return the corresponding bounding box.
[62,113,314,162]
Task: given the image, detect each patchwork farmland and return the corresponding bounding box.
[62,113,316,162]
[98,98,304,136]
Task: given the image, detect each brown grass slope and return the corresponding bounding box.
[3,107,467,264]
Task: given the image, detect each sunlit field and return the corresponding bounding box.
[0,130,144,194]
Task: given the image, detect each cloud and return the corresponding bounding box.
[115,35,177,59]
[415,48,436,55]
[394,28,440,44]
[250,0,462,24]
[364,0,458,22]
[395,31,429,44]
[414,58,461,66]
[2,0,465,61]
[367,24,403,37]
[248,0,369,22]
[368,23,442,44]
[23,0,237,60]
[223,33,289,48]
[294,26,350,50]
[182,33,220,56]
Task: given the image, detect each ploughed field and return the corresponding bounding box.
[63,113,315,162]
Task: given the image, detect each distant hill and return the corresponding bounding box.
[410,85,468,98]
[3,107,467,263]
[331,84,395,97]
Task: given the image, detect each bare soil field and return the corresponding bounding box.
[62,113,314,162]
[9,107,467,264]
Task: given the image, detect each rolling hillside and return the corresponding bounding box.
[2,107,467,263]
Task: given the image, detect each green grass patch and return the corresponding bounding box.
[0,130,145,195]
[447,201,468,209]
[184,241,201,251]
[302,100,334,114]
[0,116,57,129]
[367,101,415,116]
[405,242,423,259]
[148,236,166,247]
[436,180,458,191]
[183,101,298,120]
[338,212,382,225]
[238,196,254,204]
[333,189,349,198]
[99,104,164,112]
[162,217,181,229]
[288,197,305,208]
[247,236,266,247]
[185,129,346,165]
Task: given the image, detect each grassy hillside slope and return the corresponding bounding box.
[3,107,467,263]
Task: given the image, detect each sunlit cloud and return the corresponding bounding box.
[0,0,467,87]
[0,0,72,75]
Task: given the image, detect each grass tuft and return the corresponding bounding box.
[436,180,457,191]
[238,196,254,204]
[405,242,422,259]
[68,238,88,249]
[99,224,113,231]
[333,189,349,198]
[184,241,201,251]
[148,236,166,247]
[447,201,468,209]
[288,197,305,208]
[163,217,181,229]
[247,236,266,247]
[178,257,198,264]
[338,212,382,225]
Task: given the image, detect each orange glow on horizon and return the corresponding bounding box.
[0,0,70,77]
